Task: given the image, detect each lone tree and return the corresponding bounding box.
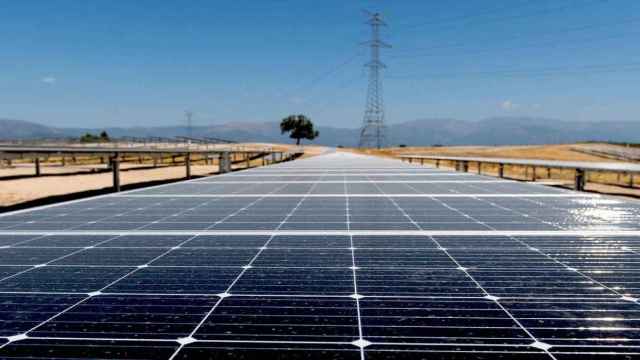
[79,131,110,143]
[280,114,319,145]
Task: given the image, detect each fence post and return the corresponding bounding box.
[35,157,41,176]
[477,162,482,175]
[575,168,586,191]
[435,160,440,168]
[461,161,469,172]
[111,153,121,192]
[630,173,635,188]
[532,167,537,181]
[220,152,231,173]
[185,152,191,179]
[498,163,504,178]
[246,153,251,168]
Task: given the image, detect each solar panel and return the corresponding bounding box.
[0,151,639,359]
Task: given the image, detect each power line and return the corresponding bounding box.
[394,0,609,34]
[390,31,640,62]
[392,16,640,58]
[387,61,640,80]
[308,73,366,117]
[279,50,364,104]
[302,51,364,90]
[393,0,541,30]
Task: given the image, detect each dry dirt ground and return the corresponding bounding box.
[0,144,324,209]
[0,164,218,207]
[347,144,640,199]
[353,144,612,161]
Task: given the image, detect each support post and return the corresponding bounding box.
[461,161,469,172]
[435,160,440,168]
[575,168,586,191]
[35,158,41,176]
[532,167,537,181]
[262,155,266,166]
[111,154,121,192]
[185,152,191,179]
[220,152,231,173]
[420,158,424,165]
[477,162,482,175]
[498,163,504,178]
[246,153,251,168]
[629,173,635,188]
[547,168,552,178]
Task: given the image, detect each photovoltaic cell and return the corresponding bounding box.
[0,152,639,359]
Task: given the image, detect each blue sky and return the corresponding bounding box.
[1,0,639,129]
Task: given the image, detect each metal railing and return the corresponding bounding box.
[0,145,303,192]
[399,155,640,191]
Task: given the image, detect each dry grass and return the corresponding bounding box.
[345,144,639,198]
[0,143,322,208]
[350,144,617,161]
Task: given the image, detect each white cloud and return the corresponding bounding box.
[41,76,56,84]
[501,100,519,110]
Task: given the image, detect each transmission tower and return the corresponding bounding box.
[359,11,390,149]
[185,110,193,139]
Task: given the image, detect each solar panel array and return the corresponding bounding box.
[0,151,639,359]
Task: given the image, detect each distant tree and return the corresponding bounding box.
[80,132,98,143]
[79,131,110,143]
[280,114,319,145]
[99,131,110,141]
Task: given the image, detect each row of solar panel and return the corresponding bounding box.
[2,234,638,248]
[135,182,567,195]
[1,197,636,231]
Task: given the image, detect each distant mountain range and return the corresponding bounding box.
[1,117,639,146]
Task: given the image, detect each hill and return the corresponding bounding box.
[1,117,639,146]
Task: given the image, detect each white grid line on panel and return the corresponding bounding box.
[3,230,640,236]
[115,194,596,198]
[367,175,557,358]
[167,181,321,359]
